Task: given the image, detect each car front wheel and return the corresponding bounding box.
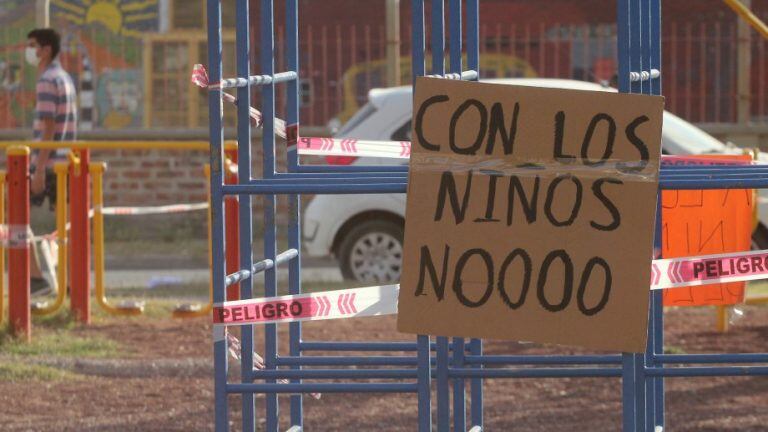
[338,220,404,283]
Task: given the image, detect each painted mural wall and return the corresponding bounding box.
[0,0,157,130]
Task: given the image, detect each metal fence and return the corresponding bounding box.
[2,21,767,131]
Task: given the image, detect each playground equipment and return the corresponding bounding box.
[0,140,230,334]
[207,0,768,431]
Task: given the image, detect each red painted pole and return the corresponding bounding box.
[69,149,91,323]
[7,146,31,340]
[224,148,240,301]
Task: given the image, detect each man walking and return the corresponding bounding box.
[26,28,77,295]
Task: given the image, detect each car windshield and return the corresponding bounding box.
[662,111,727,155]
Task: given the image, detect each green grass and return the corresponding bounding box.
[0,331,118,358]
[0,361,78,382]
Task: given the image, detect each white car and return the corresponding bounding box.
[303,78,768,283]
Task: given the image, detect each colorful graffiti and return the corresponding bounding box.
[96,68,142,129]
[51,0,159,37]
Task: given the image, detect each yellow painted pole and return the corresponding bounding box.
[173,164,214,318]
[716,305,729,333]
[724,0,768,39]
[91,162,143,316]
[0,171,5,325]
[31,162,69,316]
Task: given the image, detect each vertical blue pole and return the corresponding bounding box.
[285,0,303,428]
[412,3,431,431]
[622,353,637,432]
[617,2,637,430]
[466,1,483,428]
[207,0,228,430]
[431,0,445,74]
[447,1,466,429]
[650,0,664,429]
[235,1,256,430]
[430,3,449,429]
[629,0,641,94]
[260,0,279,430]
[436,337,450,432]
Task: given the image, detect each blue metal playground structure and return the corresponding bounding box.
[206,0,768,430]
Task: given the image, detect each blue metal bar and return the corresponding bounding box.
[654,354,768,364]
[417,335,432,432]
[252,369,417,379]
[259,0,279,430]
[217,71,298,89]
[299,341,467,351]
[646,367,768,377]
[448,0,461,74]
[228,383,418,394]
[272,172,409,181]
[648,195,663,431]
[452,338,466,432]
[436,337,450,432]
[449,368,622,379]
[412,0,425,80]
[208,0,228,428]
[465,355,622,365]
[431,0,445,75]
[235,0,256,430]
[622,352,637,432]
[276,356,420,367]
[221,183,408,195]
[295,164,409,173]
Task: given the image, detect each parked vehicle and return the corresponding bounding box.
[303,78,768,283]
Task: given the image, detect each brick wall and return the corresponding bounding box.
[93,149,209,207]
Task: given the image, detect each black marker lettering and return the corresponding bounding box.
[415,245,451,300]
[453,248,495,307]
[414,94,449,151]
[449,99,488,155]
[576,257,612,316]
[498,248,532,309]
[435,170,474,224]
[590,178,623,231]
[486,102,519,155]
[544,174,583,227]
[537,250,574,312]
[580,113,616,166]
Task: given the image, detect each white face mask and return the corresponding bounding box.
[25,47,40,66]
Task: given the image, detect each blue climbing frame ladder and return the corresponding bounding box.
[207,0,768,430]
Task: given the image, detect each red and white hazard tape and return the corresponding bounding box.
[296,137,411,159]
[213,249,768,326]
[213,284,399,326]
[651,249,768,290]
[0,202,208,247]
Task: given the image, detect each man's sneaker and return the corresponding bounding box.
[31,277,53,297]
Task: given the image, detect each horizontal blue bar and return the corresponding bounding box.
[654,353,768,364]
[299,341,468,352]
[660,178,768,189]
[252,369,417,379]
[222,183,407,195]
[227,383,418,393]
[276,356,418,366]
[300,342,419,351]
[449,367,622,378]
[645,366,768,377]
[464,354,622,366]
[274,172,408,180]
[294,164,409,174]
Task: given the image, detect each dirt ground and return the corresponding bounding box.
[1,305,767,431]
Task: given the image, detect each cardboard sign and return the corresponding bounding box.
[397,78,664,353]
[661,155,754,306]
